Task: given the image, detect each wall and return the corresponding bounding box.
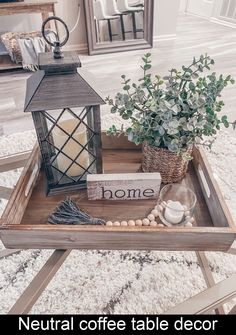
[0,0,180,51]
[179,0,187,12]
[55,0,87,51]
[186,0,215,18]
[154,0,180,39]
[179,0,236,26]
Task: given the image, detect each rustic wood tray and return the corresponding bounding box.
[0,134,235,251]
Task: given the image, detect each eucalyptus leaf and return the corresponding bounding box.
[106,53,235,156]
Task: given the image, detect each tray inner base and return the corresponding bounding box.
[20,150,214,227]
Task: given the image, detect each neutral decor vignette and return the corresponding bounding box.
[0,0,236,317]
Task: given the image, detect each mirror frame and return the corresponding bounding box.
[84,0,154,55]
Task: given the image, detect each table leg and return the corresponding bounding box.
[52,5,59,37]
[107,19,113,42]
[229,304,236,314]
[165,274,236,315]
[0,249,21,259]
[41,11,50,25]
[120,14,125,41]
[132,12,137,39]
[8,249,71,314]
[0,186,13,200]
[196,251,225,314]
[227,247,236,255]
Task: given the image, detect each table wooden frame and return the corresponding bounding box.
[0,1,57,23]
[0,149,235,315]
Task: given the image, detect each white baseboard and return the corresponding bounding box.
[181,12,208,20]
[63,43,88,53]
[182,12,236,29]
[153,34,177,42]
[210,17,236,29]
[62,36,177,53]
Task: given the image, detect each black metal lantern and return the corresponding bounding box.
[24,17,105,196]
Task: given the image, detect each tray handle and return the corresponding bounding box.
[193,147,233,228]
[25,163,40,197]
[198,165,211,199]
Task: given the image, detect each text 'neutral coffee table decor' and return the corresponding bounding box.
[106,53,236,183]
[24,17,104,196]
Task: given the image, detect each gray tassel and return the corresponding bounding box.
[48,198,105,225]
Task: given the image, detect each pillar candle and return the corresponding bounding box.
[53,119,89,177]
[164,200,184,224]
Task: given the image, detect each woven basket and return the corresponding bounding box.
[141,143,193,184]
[1,31,45,64]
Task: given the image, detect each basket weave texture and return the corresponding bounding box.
[1,31,44,64]
[141,143,192,184]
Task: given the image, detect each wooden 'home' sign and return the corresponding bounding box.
[87,173,161,201]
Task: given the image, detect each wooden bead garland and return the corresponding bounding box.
[105,202,195,228]
[142,218,150,226]
[128,220,136,226]
[147,214,155,222]
[135,220,143,226]
[151,209,159,217]
[150,221,158,227]
[185,222,193,227]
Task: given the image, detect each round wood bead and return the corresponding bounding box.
[142,218,150,226]
[157,224,165,227]
[113,221,121,226]
[157,204,163,212]
[135,220,143,226]
[128,220,136,226]
[148,214,155,222]
[150,221,158,227]
[106,221,113,226]
[151,209,159,217]
[185,222,193,228]
[121,221,128,226]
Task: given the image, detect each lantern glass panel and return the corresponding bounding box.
[38,106,98,188]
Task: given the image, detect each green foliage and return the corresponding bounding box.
[106,53,235,155]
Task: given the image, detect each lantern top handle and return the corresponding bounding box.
[42,16,70,59]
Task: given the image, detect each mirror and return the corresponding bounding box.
[84,0,154,55]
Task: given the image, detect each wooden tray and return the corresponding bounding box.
[0,134,235,251]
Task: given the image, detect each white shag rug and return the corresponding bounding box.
[0,127,235,314]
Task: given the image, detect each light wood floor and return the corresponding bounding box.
[0,14,236,135]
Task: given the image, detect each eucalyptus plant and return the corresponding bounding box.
[106,53,235,156]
